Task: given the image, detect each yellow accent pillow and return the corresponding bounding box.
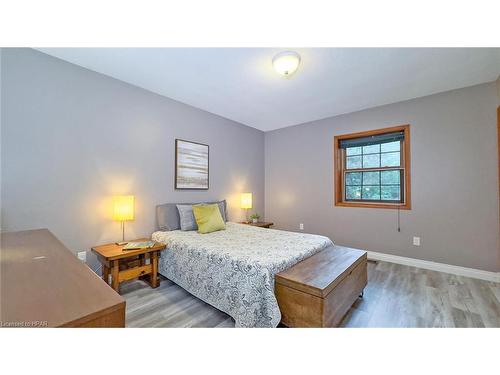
[192,204,226,234]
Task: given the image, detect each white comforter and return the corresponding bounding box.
[152,222,333,327]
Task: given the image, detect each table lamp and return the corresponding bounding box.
[113,195,135,245]
[240,192,252,223]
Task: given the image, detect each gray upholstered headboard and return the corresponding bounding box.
[155,200,227,231]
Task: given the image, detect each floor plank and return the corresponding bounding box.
[120,260,500,328]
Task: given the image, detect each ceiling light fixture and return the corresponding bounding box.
[272,51,301,77]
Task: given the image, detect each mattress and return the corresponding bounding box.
[152,222,333,327]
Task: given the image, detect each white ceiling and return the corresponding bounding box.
[37,48,500,132]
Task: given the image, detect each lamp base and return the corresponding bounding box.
[116,221,128,246]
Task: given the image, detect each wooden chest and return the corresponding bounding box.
[275,245,367,327]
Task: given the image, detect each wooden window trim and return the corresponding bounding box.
[333,124,411,209]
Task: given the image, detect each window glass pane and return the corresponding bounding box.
[381,141,400,153]
[381,170,400,185]
[362,144,380,154]
[346,186,361,200]
[381,186,401,201]
[381,152,400,167]
[362,186,380,200]
[346,156,362,169]
[346,147,362,156]
[346,172,362,185]
[362,171,380,185]
[363,154,380,168]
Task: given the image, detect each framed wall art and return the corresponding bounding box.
[175,139,209,190]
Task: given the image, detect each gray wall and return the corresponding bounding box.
[497,77,500,105]
[265,82,499,272]
[1,48,265,269]
[0,49,3,231]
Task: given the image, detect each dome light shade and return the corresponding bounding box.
[272,51,301,77]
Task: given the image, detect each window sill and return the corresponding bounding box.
[335,201,411,210]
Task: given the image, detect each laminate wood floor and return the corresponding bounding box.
[122,260,500,328]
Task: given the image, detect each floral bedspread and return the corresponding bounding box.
[152,222,333,327]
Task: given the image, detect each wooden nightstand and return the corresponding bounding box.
[91,239,166,293]
[239,221,274,228]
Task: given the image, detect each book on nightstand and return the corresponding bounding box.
[122,241,156,251]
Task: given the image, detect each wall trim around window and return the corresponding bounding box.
[333,124,411,209]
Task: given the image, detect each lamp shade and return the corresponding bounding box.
[240,193,252,209]
[112,195,135,221]
[272,51,301,77]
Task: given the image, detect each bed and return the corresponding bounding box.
[152,219,333,328]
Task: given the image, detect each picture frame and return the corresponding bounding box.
[175,139,209,190]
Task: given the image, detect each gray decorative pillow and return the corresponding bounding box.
[176,204,197,231]
[216,200,227,222]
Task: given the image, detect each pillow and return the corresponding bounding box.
[216,201,227,222]
[192,204,226,234]
[176,204,197,231]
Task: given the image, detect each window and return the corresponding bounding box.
[334,125,411,209]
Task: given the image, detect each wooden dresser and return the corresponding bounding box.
[0,229,125,327]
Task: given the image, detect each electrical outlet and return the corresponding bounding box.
[77,251,87,263]
[299,223,304,230]
[413,237,421,246]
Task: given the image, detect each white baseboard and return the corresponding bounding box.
[367,251,500,283]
